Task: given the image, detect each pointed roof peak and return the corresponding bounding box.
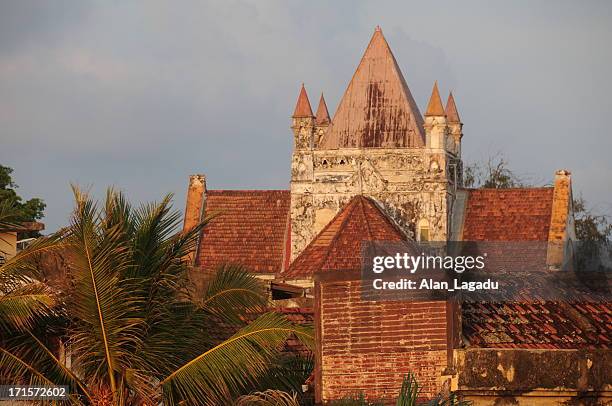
[375,25,382,32]
[315,92,331,125]
[445,91,461,123]
[292,83,314,118]
[285,195,406,277]
[425,81,445,117]
[318,29,425,149]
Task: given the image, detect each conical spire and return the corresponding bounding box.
[315,93,331,125]
[445,91,461,123]
[319,27,425,149]
[425,81,445,117]
[292,84,314,117]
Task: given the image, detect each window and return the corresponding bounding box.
[418,219,430,242]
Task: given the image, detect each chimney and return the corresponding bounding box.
[183,174,207,233]
[547,170,573,269]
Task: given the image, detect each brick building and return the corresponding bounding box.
[183,27,611,405]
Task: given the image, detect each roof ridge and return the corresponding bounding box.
[358,196,375,241]
[467,187,554,192]
[318,197,362,270]
[207,189,290,193]
[365,197,411,240]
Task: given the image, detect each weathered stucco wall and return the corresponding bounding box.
[290,145,455,260]
[454,348,612,405]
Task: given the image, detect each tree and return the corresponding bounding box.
[573,197,612,244]
[0,165,46,237]
[463,153,523,189]
[0,187,313,405]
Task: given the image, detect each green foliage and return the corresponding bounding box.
[574,197,612,243]
[242,353,315,405]
[0,187,313,405]
[329,374,471,406]
[0,165,46,237]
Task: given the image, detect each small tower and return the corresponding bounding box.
[291,84,315,150]
[314,93,331,147]
[445,91,463,157]
[424,81,448,151]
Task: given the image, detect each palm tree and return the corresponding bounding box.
[0,187,313,405]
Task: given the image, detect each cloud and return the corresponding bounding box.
[0,0,610,232]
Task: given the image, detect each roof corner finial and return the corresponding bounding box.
[375,25,382,32]
[445,90,461,123]
[425,81,445,117]
[315,92,331,125]
[292,83,314,118]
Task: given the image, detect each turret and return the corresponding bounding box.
[291,84,315,150]
[445,91,463,157]
[424,81,448,151]
[314,93,331,147]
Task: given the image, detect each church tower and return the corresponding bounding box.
[289,27,462,259]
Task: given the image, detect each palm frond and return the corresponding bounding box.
[0,232,65,287]
[0,199,21,231]
[161,312,314,406]
[198,264,269,325]
[67,186,144,400]
[0,337,88,405]
[0,283,56,332]
[234,389,300,406]
[244,353,314,397]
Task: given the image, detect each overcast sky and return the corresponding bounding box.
[1,0,611,232]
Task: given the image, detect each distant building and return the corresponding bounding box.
[0,221,44,264]
[183,27,610,405]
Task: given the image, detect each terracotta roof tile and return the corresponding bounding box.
[425,81,445,117]
[196,190,290,273]
[463,301,612,349]
[318,27,425,149]
[284,195,405,277]
[463,188,555,241]
[292,84,314,117]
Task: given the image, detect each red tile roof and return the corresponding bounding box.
[463,188,555,241]
[463,301,612,349]
[196,190,290,273]
[318,28,425,149]
[284,195,405,277]
[460,187,611,350]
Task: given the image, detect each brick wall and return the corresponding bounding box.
[315,278,452,404]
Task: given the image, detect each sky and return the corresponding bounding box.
[1,0,611,233]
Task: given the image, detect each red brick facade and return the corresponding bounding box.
[315,277,452,403]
